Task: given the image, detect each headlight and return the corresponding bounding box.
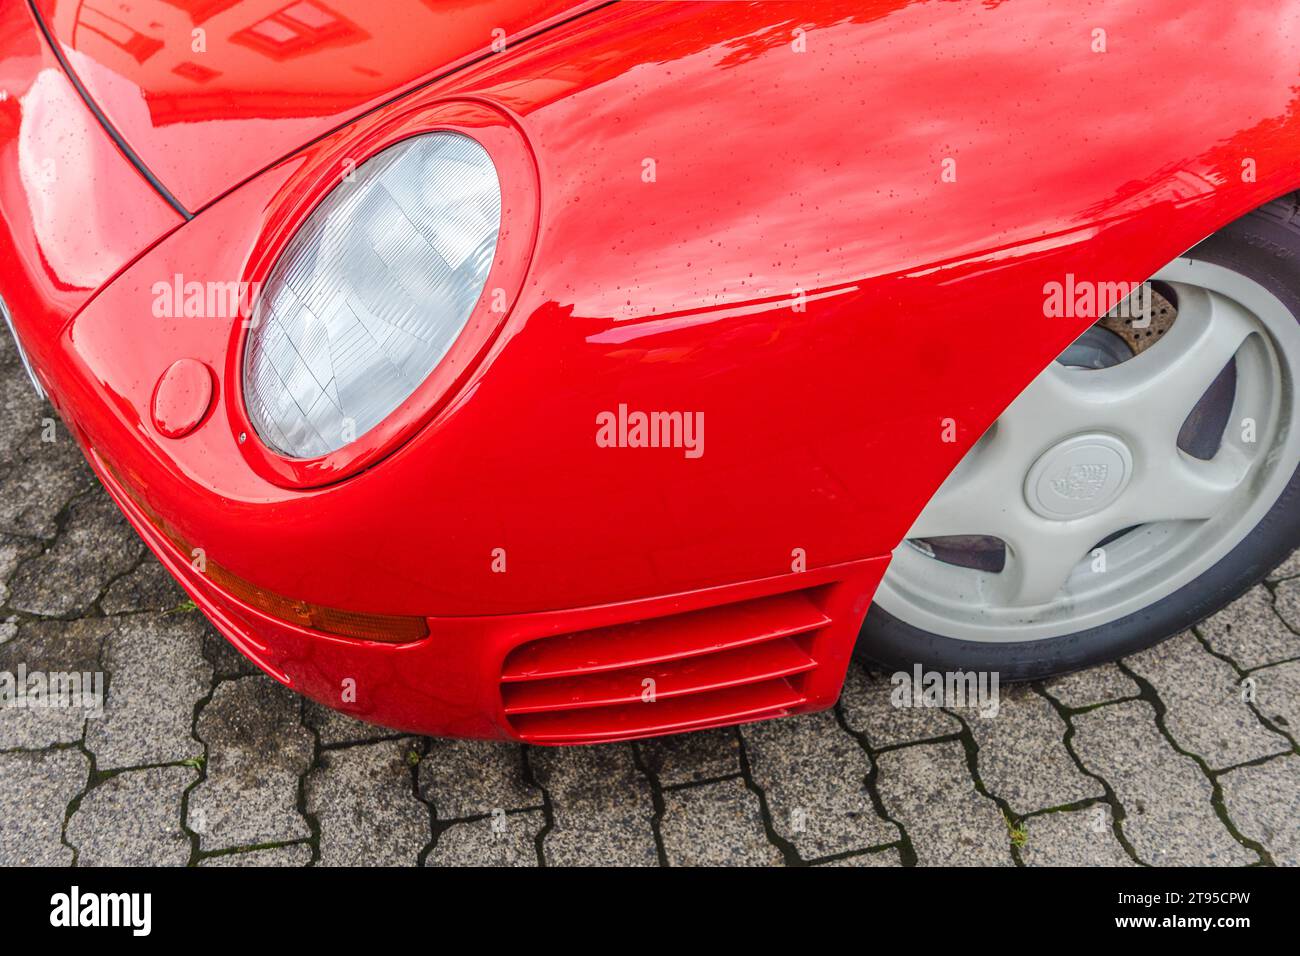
[243,131,501,459]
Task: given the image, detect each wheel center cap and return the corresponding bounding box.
[1024,433,1133,520]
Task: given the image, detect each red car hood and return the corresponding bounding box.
[31,0,601,213]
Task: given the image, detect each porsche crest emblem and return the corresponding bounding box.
[1050,463,1110,501]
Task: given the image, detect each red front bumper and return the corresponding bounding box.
[93,445,884,743]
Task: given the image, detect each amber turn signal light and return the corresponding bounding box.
[100,455,428,643]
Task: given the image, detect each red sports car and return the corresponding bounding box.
[2,0,1297,743]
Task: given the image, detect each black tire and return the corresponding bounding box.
[854,194,1300,681]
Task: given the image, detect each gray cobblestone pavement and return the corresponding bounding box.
[2,335,1298,866]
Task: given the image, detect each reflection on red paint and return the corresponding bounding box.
[231,2,366,62]
[34,0,605,209]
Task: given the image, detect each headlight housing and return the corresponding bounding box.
[243,131,501,460]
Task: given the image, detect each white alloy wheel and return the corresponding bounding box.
[874,257,1300,643]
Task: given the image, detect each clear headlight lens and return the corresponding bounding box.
[243,132,501,459]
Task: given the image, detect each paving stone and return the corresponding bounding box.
[201,625,258,680]
[1218,754,1300,866]
[66,766,194,866]
[7,491,141,615]
[100,559,186,615]
[1251,659,1300,744]
[0,440,93,540]
[0,354,44,471]
[303,699,398,747]
[639,727,741,785]
[1071,700,1254,865]
[839,662,961,747]
[966,685,1101,815]
[1125,632,1288,769]
[659,777,782,866]
[1274,578,1300,635]
[0,617,110,748]
[0,699,89,753]
[429,811,543,866]
[1200,586,1298,670]
[0,747,88,865]
[419,739,539,820]
[1019,808,1137,866]
[200,843,312,867]
[740,709,896,858]
[0,533,41,605]
[86,614,211,769]
[1042,663,1139,710]
[1266,547,1300,581]
[876,739,1013,866]
[190,676,312,849]
[530,744,656,866]
[819,847,903,866]
[306,738,428,866]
